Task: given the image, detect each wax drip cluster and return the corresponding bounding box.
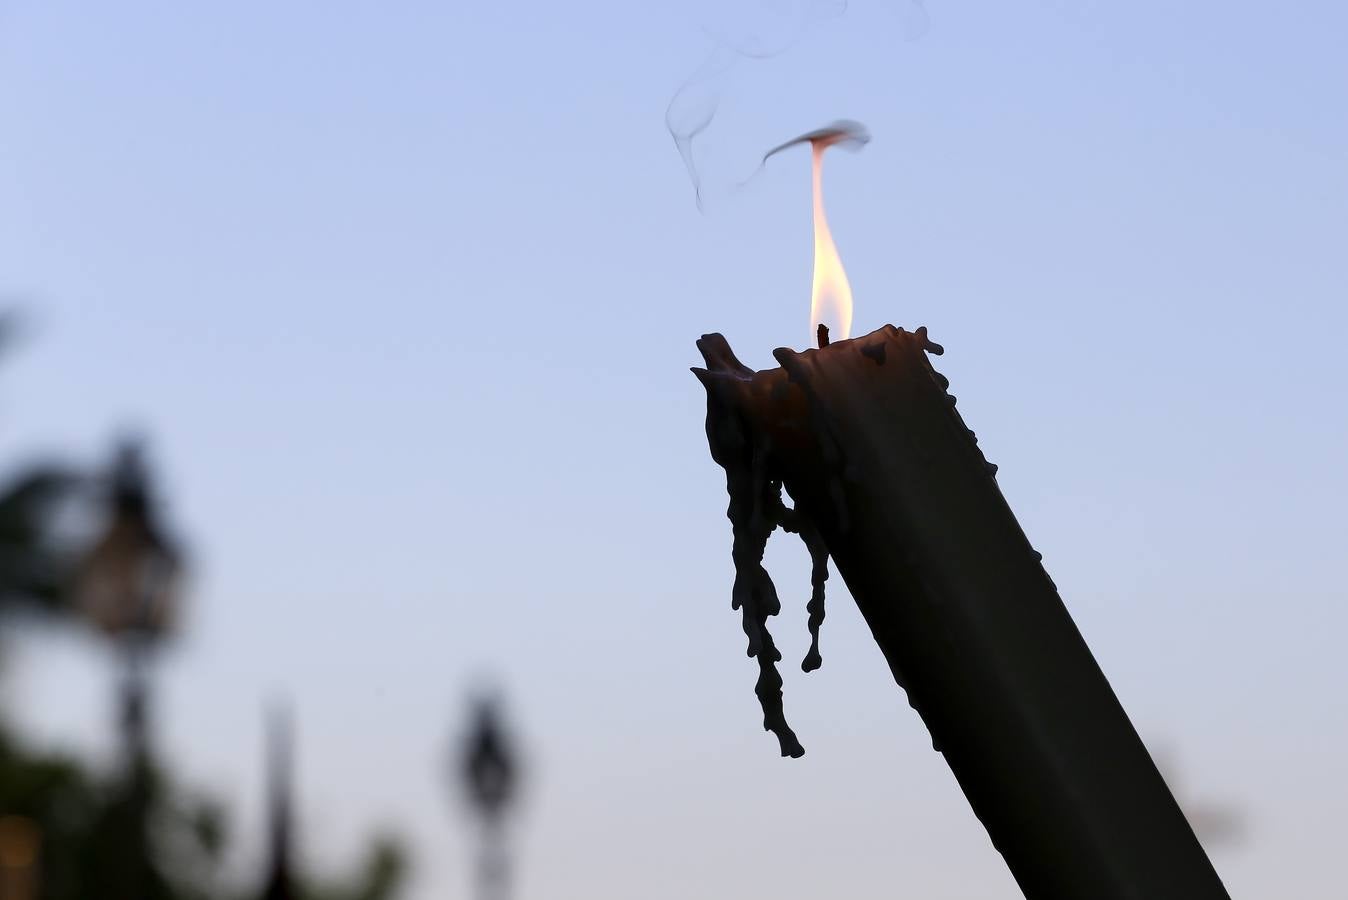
[695,335,832,758]
[723,454,830,758]
[696,326,1021,759]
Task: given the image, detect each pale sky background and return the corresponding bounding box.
[1,1,1346,897]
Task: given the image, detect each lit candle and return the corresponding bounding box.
[692,125,1231,900]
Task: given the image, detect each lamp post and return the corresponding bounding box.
[455,694,520,900]
[74,439,184,899]
[259,702,297,900]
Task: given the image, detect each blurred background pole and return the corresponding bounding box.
[456,693,520,900]
[74,438,184,900]
[259,702,297,900]
[118,626,152,899]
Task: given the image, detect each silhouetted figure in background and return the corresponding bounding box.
[457,694,520,900]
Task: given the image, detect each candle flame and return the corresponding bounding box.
[809,141,853,341]
[754,120,868,343]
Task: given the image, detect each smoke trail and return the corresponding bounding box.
[665,45,739,212]
[666,1,928,210]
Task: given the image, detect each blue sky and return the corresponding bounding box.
[2,1,1346,897]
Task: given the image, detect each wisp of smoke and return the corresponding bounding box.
[665,45,739,212]
[666,1,927,211]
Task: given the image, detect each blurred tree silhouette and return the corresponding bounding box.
[0,317,408,899]
[303,839,407,900]
[0,464,78,616]
[0,313,78,619]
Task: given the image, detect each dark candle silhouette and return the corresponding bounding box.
[693,325,1231,900]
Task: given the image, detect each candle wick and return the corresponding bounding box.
[816,324,831,349]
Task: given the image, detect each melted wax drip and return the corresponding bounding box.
[696,325,1031,759]
[725,450,807,758]
[694,334,836,758]
[775,498,829,672]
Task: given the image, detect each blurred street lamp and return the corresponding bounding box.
[73,438,184,897]
[455,693,520,900]
[76,441,182,646]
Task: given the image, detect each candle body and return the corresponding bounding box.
[695,325,1230,900]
